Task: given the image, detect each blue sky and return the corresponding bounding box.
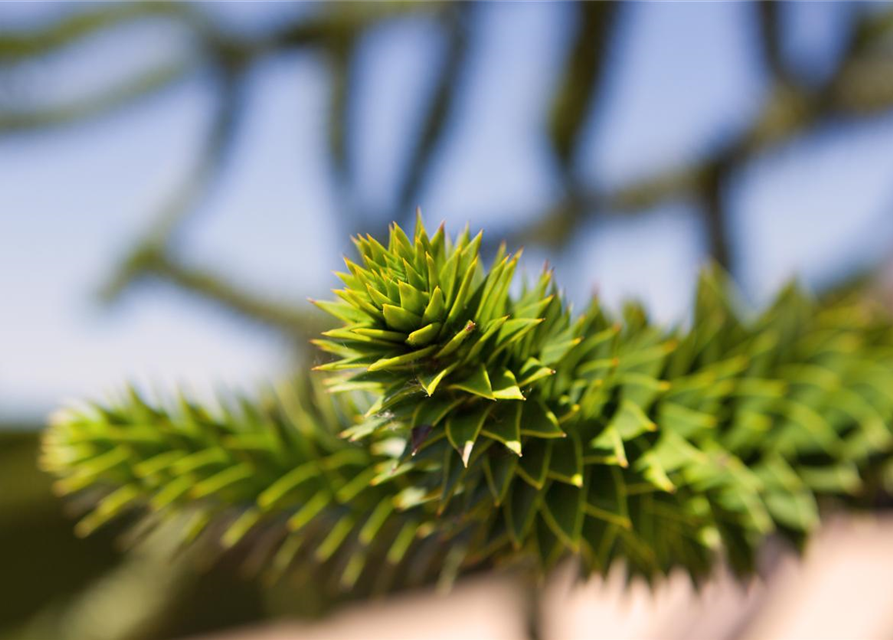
[2,2,893,421]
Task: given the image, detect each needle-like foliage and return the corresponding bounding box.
[44,217,893,593]
[42,377,458,595]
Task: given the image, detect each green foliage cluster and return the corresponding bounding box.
[42,377,446,597]
[43,218,893,595]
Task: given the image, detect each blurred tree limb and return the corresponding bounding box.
[4,2,893,344]
[1,2,439,343]
[395,4,471,224]
[492,3,893,271]
[548,2,618,171]
[4,527,196,640]
[100,244,329,341]
[756,2,789,87]
[0,60,195,132]
[0,3,196,60]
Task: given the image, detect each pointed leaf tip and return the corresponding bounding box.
[446,407,491,464]
[415,208,427,237]
[449,364,494,400]
[461,441,473,467]
[411,424,433,456]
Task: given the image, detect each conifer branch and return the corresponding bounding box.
[41,376,468,596]
[44,217,893,591]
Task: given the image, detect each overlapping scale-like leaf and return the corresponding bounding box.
[44,220,893,592]
[313,222,893,582]
[40,376,476,596]
[314,214,564,468]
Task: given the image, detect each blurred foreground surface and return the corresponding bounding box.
[192,516,893,640]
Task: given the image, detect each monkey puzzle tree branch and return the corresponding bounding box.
[46,219,893,596]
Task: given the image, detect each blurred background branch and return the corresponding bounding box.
[99,244,328,340]
[4,1,893,341]
[490,3,893,267]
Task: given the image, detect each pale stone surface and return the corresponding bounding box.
[188,516,893,640]
[540,561,768,640]
[742,517,893,640]
[190,574,526,640]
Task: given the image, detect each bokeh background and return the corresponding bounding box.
[3,2,893,639]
